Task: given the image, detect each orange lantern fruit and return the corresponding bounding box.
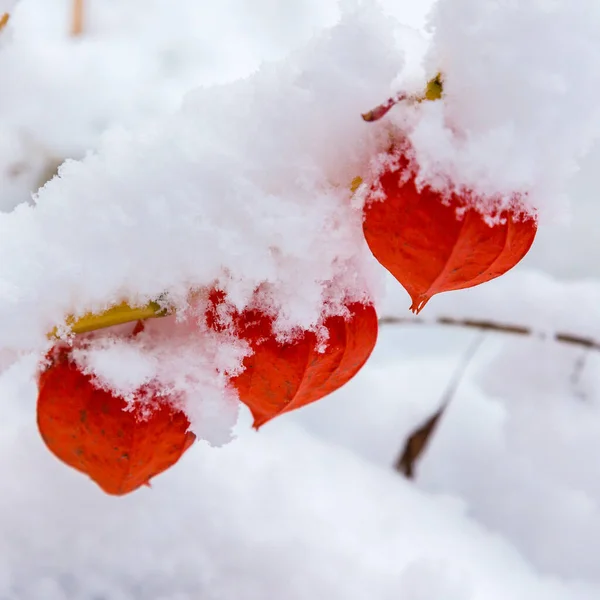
[37,346,195,496]
[362,146,537,313]
[209,299,379,428]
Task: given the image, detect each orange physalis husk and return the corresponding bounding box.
[37,347,195,496]
[226,301,379,428]
[362,146,538,313]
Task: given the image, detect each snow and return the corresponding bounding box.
[403,0,600,220]
[0,4,399,371]
[3,328,600,599]
[1,0,600,598]
[0,1,16,15]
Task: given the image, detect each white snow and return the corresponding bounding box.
[402,0,600,221]
[1,0,600,598]
[0,0,16,15]
[3,325,600,599]
[0,3,400,391]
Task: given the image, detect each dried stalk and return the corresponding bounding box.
[385,313,600,479]
[395,334,484,478]
[71,0,84,37]
[379,315,600,351]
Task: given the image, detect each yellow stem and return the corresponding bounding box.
[423,73,443,101]
[49,300,171,339]
[350,176,363,192]
[0,13,9,32]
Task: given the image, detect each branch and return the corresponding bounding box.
[395,334,484,478]
[379,315,600,351]
[386,312,600,479]
[71,0,84,37]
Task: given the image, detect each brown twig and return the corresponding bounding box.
[395,334,485,478]
[71,0,84,37]
[386,313,600,479]
[361,74,444,122]
[379,315,600,351]
[384,314,598,478]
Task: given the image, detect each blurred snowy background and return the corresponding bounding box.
[2,0,600,599]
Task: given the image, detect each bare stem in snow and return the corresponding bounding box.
[71,0,84,37]
[394,334,485,479]
[384,314,600,479]
[379,315,600,351]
